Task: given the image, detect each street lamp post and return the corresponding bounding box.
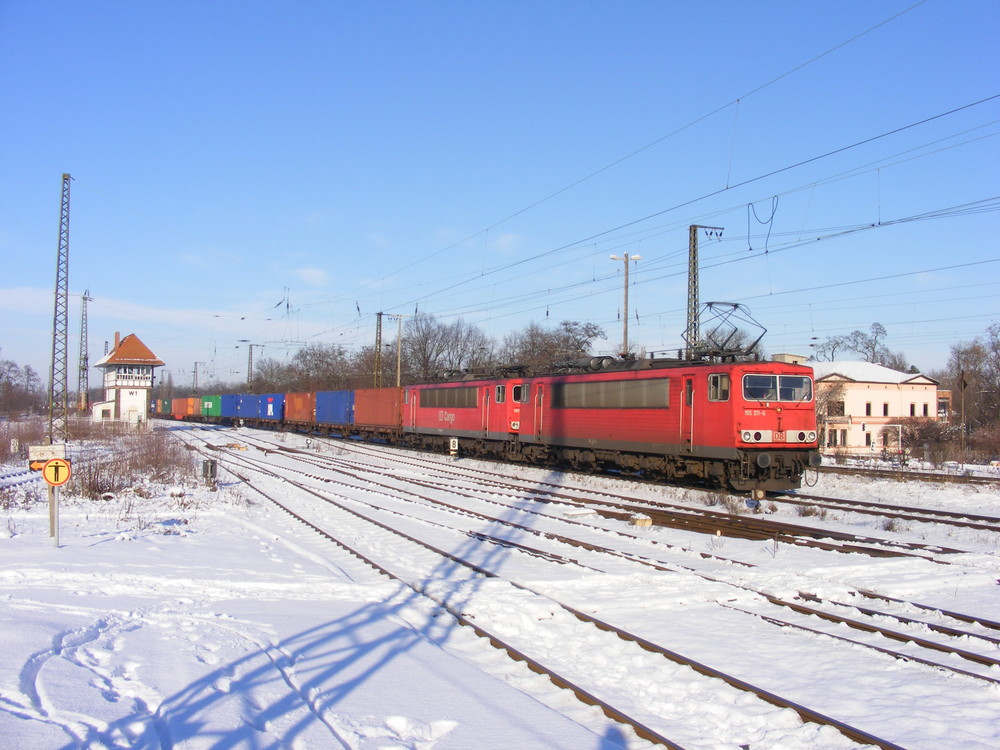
[609,253,641,358]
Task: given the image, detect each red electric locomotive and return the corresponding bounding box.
[400,357,820,497]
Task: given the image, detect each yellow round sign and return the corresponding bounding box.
[42,458,72,487]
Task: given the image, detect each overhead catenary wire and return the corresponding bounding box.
[346,0,933,297]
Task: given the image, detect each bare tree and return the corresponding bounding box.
[945,324,1000,431]
[403,315,454,381]
[439,319,493,372]
[0,354,45,415]
[811,335,849,362]
[250,356,293,394]
[288,343,351,391]
[498,320,606,371]
[845,323,889,363]
[893,416,959,462]
[813,379,846,448]
[814,323,907,370]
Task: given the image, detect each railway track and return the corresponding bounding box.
[235,432,972,560]
[818,463,1000,487]
[173,427,999,747]
[235,437,1000,683]
[771,490,1000,534]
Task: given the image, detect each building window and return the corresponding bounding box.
[840,429,847,447]
[883,403,890,416]
[910,403,916,416]
[865,433,872,447]
[865,402,872,416]
[923,403,929,417]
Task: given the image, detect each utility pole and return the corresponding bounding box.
[684,225,723,359]
[609,253,641,358]
[77,289,92,411]
[49,173,71,443]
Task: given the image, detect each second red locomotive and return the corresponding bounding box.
[398,357,820,498]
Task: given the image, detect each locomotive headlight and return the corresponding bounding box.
[796,431,807,442]
[808,431,817,442]
[742,430,752,442]
[753,431,763,442]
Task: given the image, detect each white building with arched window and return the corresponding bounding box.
[811,361,940,454]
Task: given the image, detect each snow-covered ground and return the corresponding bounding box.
[2,425,999,749]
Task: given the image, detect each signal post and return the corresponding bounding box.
[28,444,71,548]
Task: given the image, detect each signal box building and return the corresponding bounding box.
[811,361,940,455]
[91,332,165,425]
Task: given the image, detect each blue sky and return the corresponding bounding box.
[2,0,998,390]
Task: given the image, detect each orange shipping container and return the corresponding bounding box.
[354,388,400,427]
[285,391,316,423]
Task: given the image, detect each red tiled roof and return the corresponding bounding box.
[94,334,164,368]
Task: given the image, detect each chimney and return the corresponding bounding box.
[114,331,120,350]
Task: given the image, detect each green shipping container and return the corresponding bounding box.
[201,395,222,417]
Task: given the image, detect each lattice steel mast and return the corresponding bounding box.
[684,224,723,360]
[78,289,92,411]
[373,312,384,387]
[48,173,71,442]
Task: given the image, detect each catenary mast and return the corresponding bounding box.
[48,173,71,442]
[78,289,92,411]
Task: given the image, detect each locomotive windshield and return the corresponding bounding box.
[743,374,813,402]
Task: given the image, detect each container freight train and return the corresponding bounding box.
[161,358,822,498]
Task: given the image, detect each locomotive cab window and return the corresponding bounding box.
[511,384,530,404]
[495,385,506,404]
[743,374,813,402]
[708,374,730,401]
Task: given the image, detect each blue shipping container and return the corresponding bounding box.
[236,394,258,418]
[220,394,239,418]
[258,393,285,420]
[316,390,354,425]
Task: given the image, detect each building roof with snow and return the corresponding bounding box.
[94,333,164,369]
[810,360,938,386]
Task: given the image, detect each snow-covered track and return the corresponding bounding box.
[818,464,1000,487]
[204,432,1000,682]
[179,433,921,749]
[182,440,684,748]
[773,490,1000,533]
[241,433,968,560]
